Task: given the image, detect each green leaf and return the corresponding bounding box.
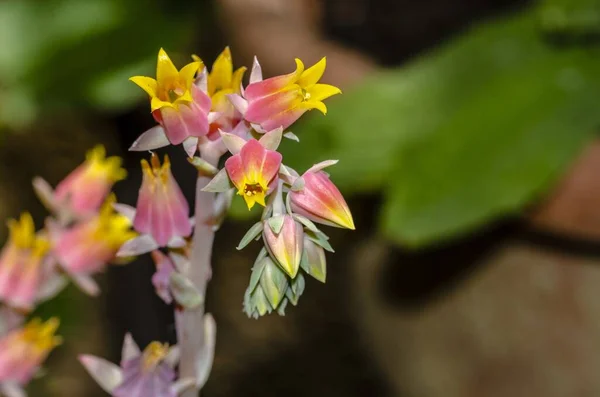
[259,257,288,308]
[237,221,264,250]
[381,12,600,247]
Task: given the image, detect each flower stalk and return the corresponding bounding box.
[177,148,219,397]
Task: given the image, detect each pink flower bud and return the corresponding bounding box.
[0,318,61,386]
[290,171,355,230]
[225,139,282,209]
[263,215,303,278]
[0,213,50,311]
[51,145,126,217]
[133,154,192,247]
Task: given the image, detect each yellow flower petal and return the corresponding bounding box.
[173,90,194,107]
[129,76,158,98]
[179,61,202,89]
[231,66,247,94]
[307,83,341,102]
[297,57,327,88]
[150,96,175,112]
[291,58,306,82]
[7,212,35,248]
[209,47,233,96]
[156,48,180,87]
[300,100,328,114]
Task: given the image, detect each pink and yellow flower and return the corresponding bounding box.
[133,154,192,247]
[80,335,182,397]
[113,341,176,397]
[35,145,126,218]
[51,195,136,293]
[130,49,211,147]
[242,57,341,131]
[263,215,303,278]
[225,139,282,210]
[0,318,61,386]
[193,47,247,135]
[290,169,354,230]
[0,213,51,311]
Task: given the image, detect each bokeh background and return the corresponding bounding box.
[1,0,600,395]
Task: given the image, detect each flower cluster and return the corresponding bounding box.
[0,45,351,396]
[209,132,354,317]
[124,47,351,320]
[0,144,137,395]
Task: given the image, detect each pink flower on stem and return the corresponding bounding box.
[263,215,303,278]
[0,213,55,312]
[230,57,341,132]
[0,318,61,389]
[33,145,126,218]
[129,49,212,157]
[289,162,355,230]
[224,139,282,209]
[193,47,247,136]
[115,154,192,258]
[135,153,192,247]
[79,334,187,397]
[50,195,136,295]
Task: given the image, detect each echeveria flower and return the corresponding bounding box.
[237,57,341,131]
[50,196,136,295]
[80,334,185,397]
[193,47,247,134]
[289,162,354,230]
[0,213,51,311]
[224,139,282,209]
[263,215,303,278]
[133,154,192,247]
[130,48,211,155]
[34,145,126,218]
[0,318,61,387]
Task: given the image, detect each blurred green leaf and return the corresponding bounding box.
[288,8,600,248]
[0,0,207,128]
[228,194,263,220]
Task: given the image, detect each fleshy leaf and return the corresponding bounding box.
[195,314,216,389]
[283,131,300,142]
[79,355,123,393]
[202,168,233,193]
[248,254,268,293]
[188,157,219,176]
[291,177,305,191]
[258,127,283,151]
[267,214,285,234]
[220,131,247,154]
[237,222,264,250]
[169,273,204,309]
[259,258,288,308]
[129,125,170,151]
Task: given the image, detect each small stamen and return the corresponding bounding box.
[244,183,264,196]
[301,88,311,101]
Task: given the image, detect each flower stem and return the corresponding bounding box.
[178,150,219,397]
